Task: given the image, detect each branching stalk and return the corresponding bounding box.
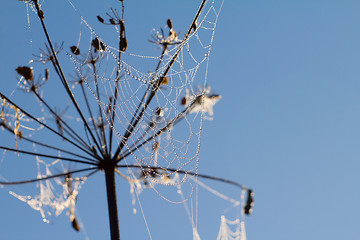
[0,168,98,185]
[0,145,97,165]
[113,0,209,160]
[0,92,96,158]
[32,0,103,156]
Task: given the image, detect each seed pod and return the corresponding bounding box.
[244,189,254,215]
[16,66,33,81]
[147,168,158,178]
[191,22,197,32]
[155,107,164,118]
[120,37,127,52]
[180,97,187,106]
[71,217,80,232]
[153,141,159,152]
[70,46,80,55]
[167,19,173,29]
[17,130,23,140]
[91,38,105,52]
[109,18,117,25]
[160,76,169,85]
[45,68,49,81]
[97,15,104,23]
[38,10,44,19]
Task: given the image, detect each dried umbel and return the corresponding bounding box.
[2,1,252,239]
[97,9,127,52]
[181,86,221,117]
[150,19,180,47]
[16,66,34,81]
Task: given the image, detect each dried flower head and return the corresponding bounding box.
[32,42,63,64]
[150,20,180,47]
[182,86,221,117]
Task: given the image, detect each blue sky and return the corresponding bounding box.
[2,0,360,240]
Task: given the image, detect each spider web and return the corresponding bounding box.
[0,0,249,239]
[65,0,224,197]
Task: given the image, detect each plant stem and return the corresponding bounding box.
[105,165,121,240]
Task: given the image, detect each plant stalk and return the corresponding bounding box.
[105,165,121,240]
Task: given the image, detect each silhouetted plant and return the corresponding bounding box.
[0,0,252,239]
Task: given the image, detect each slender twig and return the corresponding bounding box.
[0,146,97,165]
[79,81,104,151]
[116,164,249,190]
[0,167,98,185]
[33,90,95,155]
[91,62,108,157]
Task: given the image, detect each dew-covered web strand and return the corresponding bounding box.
[111,0,213,162]
[116,95,207,163]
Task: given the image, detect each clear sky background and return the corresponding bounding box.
[1,0,360,240]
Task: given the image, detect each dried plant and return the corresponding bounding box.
[0,0,252,239]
